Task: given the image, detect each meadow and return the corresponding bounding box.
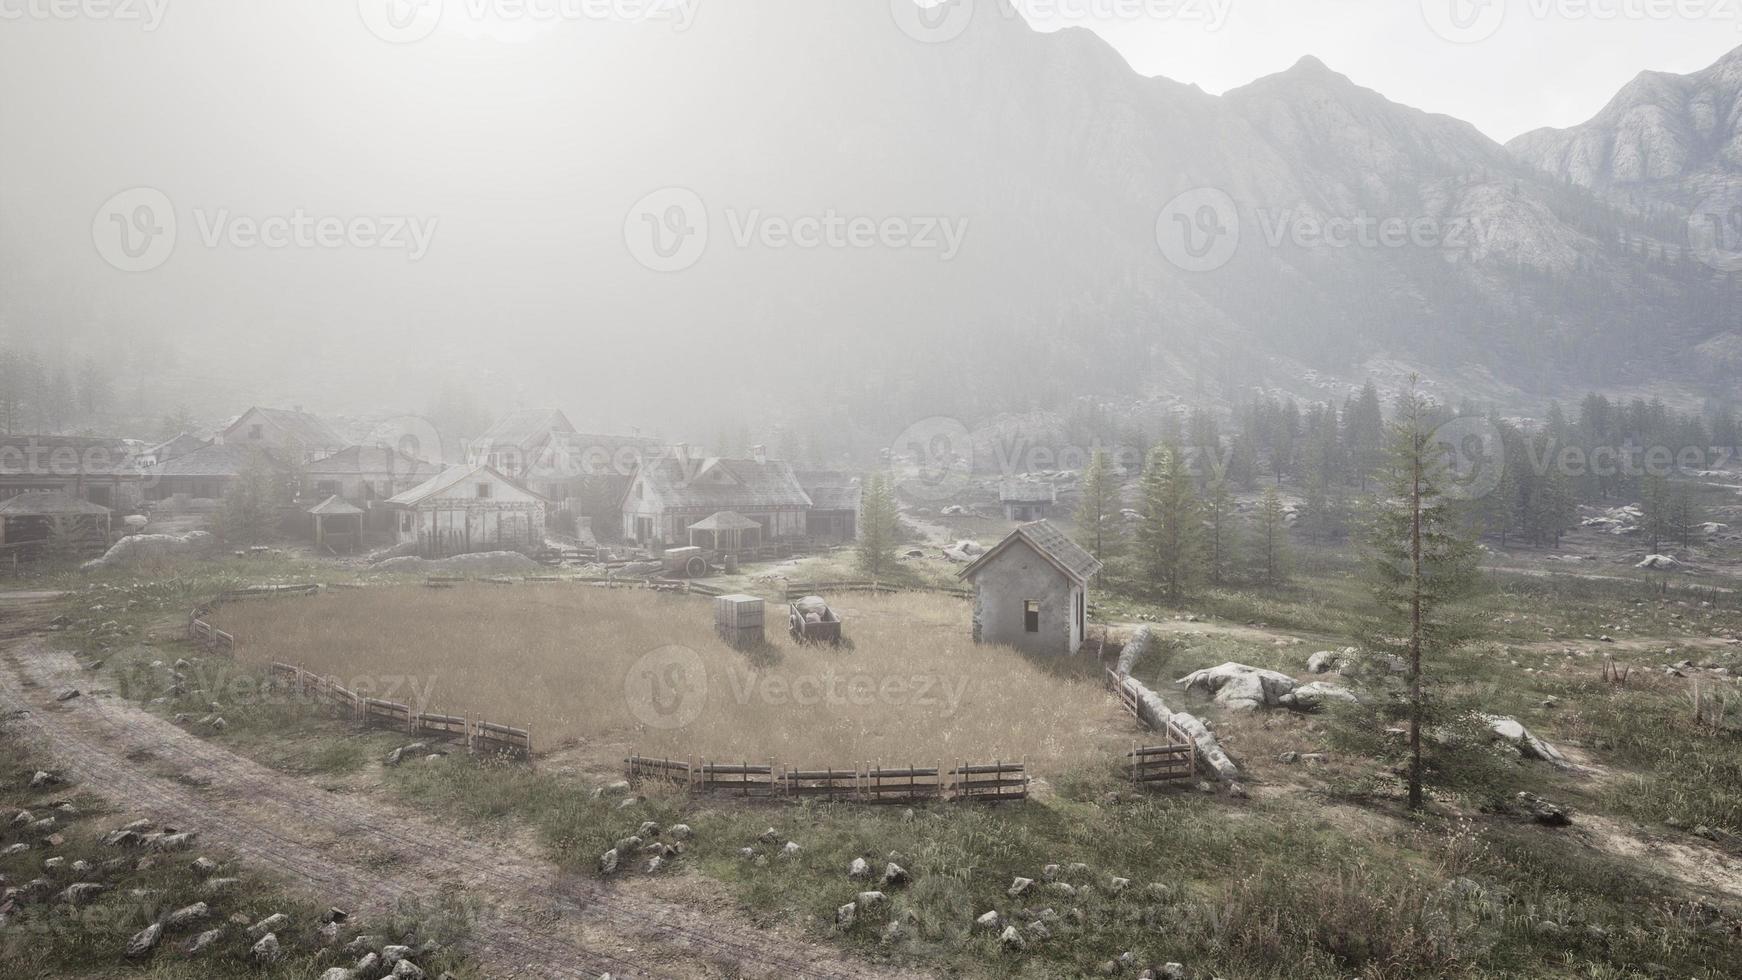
[212,585,1128,773]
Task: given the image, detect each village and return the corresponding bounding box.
[0,387,1739,980]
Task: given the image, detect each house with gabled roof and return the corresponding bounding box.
[386,463,548,558]
[301,446,440,506]
[621,447,812,547]
[796,470,862,543]
[219,407,348,463]
[959,520,1103,657]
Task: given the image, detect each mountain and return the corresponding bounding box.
[1508,47,1742,209]
[5,2,1739,436]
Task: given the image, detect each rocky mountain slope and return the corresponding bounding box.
[1508,47,1742,210]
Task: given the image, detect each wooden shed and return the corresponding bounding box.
[960,521,1102,657]
[0,492,112,562]
[308,495,365,554]
[688,511,763,554]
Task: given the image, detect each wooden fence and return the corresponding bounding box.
[625,755,1026,805]
[1105,668,1200,785]
[781,581,973,601]
[191,594,535,764]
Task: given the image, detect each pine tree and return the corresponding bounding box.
[1135,445,1201,602]
[1251,485,1289,587]
[855,472,901,579]
[1364,383,1482,812]
[218,451,292,547]
[1075,448,1123,567]
[1204,478,1232,587]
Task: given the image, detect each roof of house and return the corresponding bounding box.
[147,432,209,462]
[476,409,576,451]
[0,435,141,477]
[630,454,813,512]
[387,464,545,507]
[149,444,278,479]
[691,510,762,532]
[796,471,863,512]
[0,492,112,517]
[960,520,1103,586]
[225,408,349,449]
[301,446,440,480]
[307,495,364,517]
[999,481,1058,504]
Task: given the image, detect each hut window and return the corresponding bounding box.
[476,483,492,500]
[248,424,263,440]
[1024,600,1040,633]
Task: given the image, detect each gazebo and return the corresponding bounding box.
[308,495,365,554]
[688,511,762,554]
[0,492,112,562]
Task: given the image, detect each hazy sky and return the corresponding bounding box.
[1015,0,1740,141]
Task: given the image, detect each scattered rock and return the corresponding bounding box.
[54,689,81,702]
[974,910,1003,932]
[997,925,1025,950]
[182,928,222,956]
[1177,662,1298,711]
[125,922,163,959]
[249,933,283,963]
[780,841,802,858]
[849,857,871,879]
[1483,715,1569,767]
[248,912,289,938]
[880,863,910,888]
[836,902,857,927]
[598,849,619,875]
[28,771,61,789]
[164,902,210,929]
[668,824,693,841]
[1515,792,1572,827]
[856,891,887,912]
[1008,877,1034,898]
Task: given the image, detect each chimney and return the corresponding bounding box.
[752,444,767,464]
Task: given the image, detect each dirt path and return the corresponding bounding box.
[0,634,926,980]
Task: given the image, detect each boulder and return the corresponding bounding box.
[1177,663,1298,711]
[836,903,857,927]
[164,902,210,929]
[998,925,1025,950]
[249,933,283,963]
[1515,792,1572,827]
[1483,715,1569,766]
[1308,649,1353,674]
[83,531,215,571]
[856,891,887,912]
[248,912,289,939]
[974,910,1002,932]
[848,857,871,879]
[182,928,223,956]
[1007,877,1034,898]
[880,863,910,888]
[1279,681,1360,711]
[598,849,619,875]
[125,922,163,959]
[391,960,427,979]
[1637,555,1682,570]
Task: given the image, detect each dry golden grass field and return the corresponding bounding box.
[213,585,1130,772]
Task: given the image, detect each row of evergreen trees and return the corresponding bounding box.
[0,348,117,434]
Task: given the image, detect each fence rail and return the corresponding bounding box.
[781,581,973,601]
[470,721,532,760]
[625,755,1025,805]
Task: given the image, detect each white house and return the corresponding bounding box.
[959,521,1103,657]
[386,464,548,558]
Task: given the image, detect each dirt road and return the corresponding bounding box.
[0,622,925,980]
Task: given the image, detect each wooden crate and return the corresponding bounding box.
[715,594,765,630]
